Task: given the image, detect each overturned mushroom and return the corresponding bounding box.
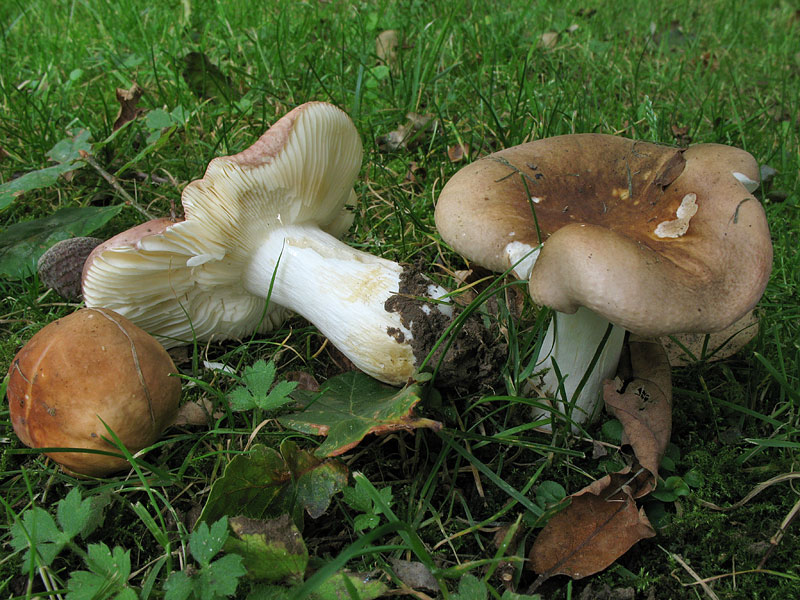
[435,135,772,425]
[6,308,181,476]
[83,102,499,387]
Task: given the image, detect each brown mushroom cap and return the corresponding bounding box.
[6,308,181,476]
[435,134,772,337]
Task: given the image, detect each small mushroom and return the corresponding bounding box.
[37,237,103,301]
[6,308,181,476]
[82,102,497,387]
[435,135,772,425]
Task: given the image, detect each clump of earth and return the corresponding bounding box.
[385,265,506,389]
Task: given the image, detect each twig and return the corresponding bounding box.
[759,495,800,568]
[661,545,720,600]
[79,150,157,220]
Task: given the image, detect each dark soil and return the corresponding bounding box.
[385,265,506,390]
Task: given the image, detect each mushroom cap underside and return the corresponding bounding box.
[435,134,772,337]
[82,102,363,347]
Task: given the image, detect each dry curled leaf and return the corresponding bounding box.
[539,31,559,49]
[376,112,434,152]
[173,398,223,426]
[387,558,438,592]
[112,83,144,132]
[529,470,656,581]
[376,30,399,67]
[604,338,672,494]
[448,143,469,162]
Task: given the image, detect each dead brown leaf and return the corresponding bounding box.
[112,83,144,132]
[529,470,656,581]
[376,113,434,152]
[173,398,223,426]
[604,338,672,494]
[387,558,438,592]
[671,124,692,146]
[661,309,758,367]
[540,31,560,49]
[447,143,469,162]
[376,30,399,67]
[285,371,320,392]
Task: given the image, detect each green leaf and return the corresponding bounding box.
[163,571,194,600]
[9,508,66,570]
[534,481,567,510]
[57,488,94,540]
[279,372,441,457]
[200,554,247,599]
[65,543,133,600]
[146,109,173,130]
[225,515,308,583]
[452,574,487,600]
[227,360,297,412]
[0,130,91,210]
[353,513,380,532]
[341,485,372,513]
[501,592,542,600]
[199,442,347,526]
[0,205,124,278]
[652,475,691,502]
[190,518,230,568]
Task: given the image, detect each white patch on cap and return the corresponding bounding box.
[505,241,540,279]
[654,193,698,238]
[531,196,542,204]
[732,171,758,193]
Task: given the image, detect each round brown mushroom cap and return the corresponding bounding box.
[6,308,181,476]
[435,134,773,338]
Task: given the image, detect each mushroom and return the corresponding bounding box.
[82,102,498,387]
[37,237,103,301]
[435,135,772,425]
[6,308,181,476]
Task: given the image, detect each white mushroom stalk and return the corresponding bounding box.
[509,250,625,427]
[83,102,484,387]
[244,224,452,382]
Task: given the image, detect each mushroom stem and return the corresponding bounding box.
[245,224,452,385]
[533,307,626,427]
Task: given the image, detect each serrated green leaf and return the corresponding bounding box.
[0,205,124,278]
[260,380,298,411]
[201,554,246,598]
[190,518,229,568]
[227,387,257,411]
[353,513,380,532]
[279,372,441,457]
[452,574,487,600]
[225,515,308,583]
[9,508,67,570]
[246,585,292,600]
[66,542,134,599]
[57,488,94,540]
[501,591,542,600]
[305,572,389,600]
[163,571,194,600]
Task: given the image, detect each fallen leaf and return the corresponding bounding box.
[387,558,438,591]
[112,83,144,131]
[279,371,442,457]
[529,470,656,580]
[199,440,348,525]
[285,371,320,392]
[172,398,223,426]
[539,31,559,49]
[448,143,469,162]
[375,30,399,67]
[225,515,308,583]
[0,205,123,279]
[603,338,672,493]
[403,161,426,186]
[670,124,692,146]
[376,112,434,152]
[36,236,103,300]
[660,310,758,366]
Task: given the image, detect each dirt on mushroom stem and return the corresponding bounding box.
[384,264,506,390]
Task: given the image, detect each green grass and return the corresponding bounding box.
[1,0,799,598]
